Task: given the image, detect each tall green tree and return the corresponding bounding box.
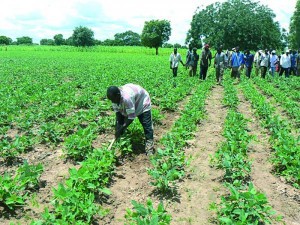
[186,0,282,50]
[16,36,33,45]
[289,0,300,49]
[53,34,65,46]
[0,36,12,45]
[71,26,95,47]
[40,39,55,45]
[141,19,171,55]
[114,30,141,46]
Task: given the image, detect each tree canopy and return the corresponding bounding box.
[289,0,300,50]
[186,0,283,51]
[0,36,12,45]
[114,30,141,46]
[54,34,65,46]
[16,36,33,45]
[71,26,95,47]
[141,19,171,55]
[40,39,55,46]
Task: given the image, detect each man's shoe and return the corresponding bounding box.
[145,139,154,155]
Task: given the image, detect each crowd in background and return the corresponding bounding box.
[169,45,300,85]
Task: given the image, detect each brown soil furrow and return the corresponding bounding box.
[167,84,227,225]
[100,91,194,225]
[237,88,300,225]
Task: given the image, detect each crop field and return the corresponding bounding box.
[0,46,299,225]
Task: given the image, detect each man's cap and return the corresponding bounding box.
[232,47,236,51]
[271,50,276,53]
[204,44,209,48]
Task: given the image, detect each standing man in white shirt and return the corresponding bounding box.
[170,48,185,77]
[279,50,291,78]
[170,48,185,87]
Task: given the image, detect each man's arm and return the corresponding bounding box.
[115,116,133,139]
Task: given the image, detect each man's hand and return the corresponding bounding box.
[115,125,125,139]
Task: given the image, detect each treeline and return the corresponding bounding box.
[187,0,300,50]
[1,0,299,52]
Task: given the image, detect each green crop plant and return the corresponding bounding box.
[215,183,277,225]
[0,161,43,209]
[125,199,171,225]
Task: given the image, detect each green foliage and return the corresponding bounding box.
[0,161,43,209]
[289,0,300,49]
[216,183,276,225]
[16,36,33,45]
[125,199,171,225]
[240,79,300,187]
[64,123,98,161]
[53,34,65,46]
[187,0,282,50]
[34,148,115,224]
[40,39,55,46]
[114,30,141,46]
[0,135,36,163]
[0,35,12,45]
[148,78,213,193]
[141,19,171,55]
[71,26,95,47]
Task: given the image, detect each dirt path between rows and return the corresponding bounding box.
[166,84,227,225]
[100,90,195,225]
[237,88,300,225]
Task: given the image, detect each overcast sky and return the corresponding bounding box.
[0,0,297,45]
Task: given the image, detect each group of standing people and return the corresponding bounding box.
[169,45,300,84]
[169,44,213,81]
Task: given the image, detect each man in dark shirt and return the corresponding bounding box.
[200,44,212,80]
[186,47,199,77]
[244,49,254,78]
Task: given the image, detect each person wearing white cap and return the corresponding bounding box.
[279,50,291,77]
[269,50,278,77]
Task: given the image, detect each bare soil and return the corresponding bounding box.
[99,91,194,225]
[237,88,300,225]
[166,84,227,225]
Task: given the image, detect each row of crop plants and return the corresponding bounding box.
[252,77,300,127]
[268,76,300,102]
[124,73,215,224]
[240,79,300,189]
[148,78,214,193]
[211,78,277,224]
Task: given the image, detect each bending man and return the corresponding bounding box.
[107,83,154,155]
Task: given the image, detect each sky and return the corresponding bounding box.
[0,0,297,45]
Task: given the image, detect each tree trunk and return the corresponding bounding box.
[155,47,158,55]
